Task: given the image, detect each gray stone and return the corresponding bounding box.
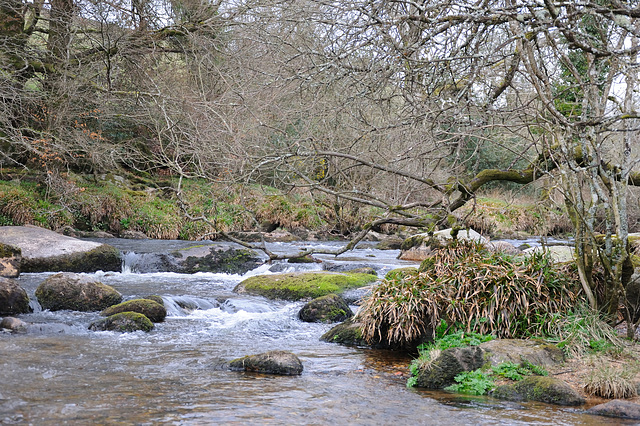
[229,350,303,375]
[399,228,488,261]
[587,399,640,420]
[35,272,122,312]
[486,241,521,255]
[492,376,585,406]
[0,225,120,273]
[523,245,575,263]
[480,339,564,368]
[0,316,27,333]
[0,277,31,315]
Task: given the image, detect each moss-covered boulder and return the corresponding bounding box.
[492,376,585,406]
[168,244,262,274]
[587,400,640,420]
[0,243,21,278]
[0,277,31,315]
[101,298,166,322]
[320,318,398,349]
[234,272,378,301]
[298,294,353,323]
[229,350,303,376]
[89,312,154,332]
[35,272,122,311]
[143,295,164,306]
[414,346,485,389]
[0,226,121,273]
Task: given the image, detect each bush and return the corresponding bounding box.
[357,242,581,346]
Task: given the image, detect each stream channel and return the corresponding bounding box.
[0,239,627,424]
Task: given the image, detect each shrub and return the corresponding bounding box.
[585,362,639,399]
[357,242,580,346]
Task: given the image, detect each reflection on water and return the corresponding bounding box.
[0,241,621,425]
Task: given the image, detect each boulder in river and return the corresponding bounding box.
[587,399,640,420]
[234,271,378,301]
[35,272,122,311]
[492,376,585,406]
[89,312,154,332]
[0,277,32,315]
[229,350,303,375]
[0,243,21,278]
[0,226,121,273]
[101,298,166,322]
[0,316,28,333]
[414,346,485,389]
[298,294,353,323]
[399,228,488,261]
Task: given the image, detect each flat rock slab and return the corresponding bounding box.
[587,399,640,420]
[0,226,120,273]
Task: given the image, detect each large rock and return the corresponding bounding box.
[89,312,154,332]
[414,346,485,389]
[229,350,303,375]
[101,298,166,322]
[0,226,121,273]
[0,243,21,278]
[298,294,353,323]
[587,399,640,420]
[320,318,369,347]
[0,277,31,315]
[234,272,378,301]
[492,376,585,406]
[523,245,575,263]
[35,272,122,311]
[399,228,488,261]
[480,339,564,368]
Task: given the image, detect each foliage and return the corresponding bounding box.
[444,369,495,396]
[492,361,548,381]
[358,242,581,346]
[545,306,623,358]
[584,362,639,399]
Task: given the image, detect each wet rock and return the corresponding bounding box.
[234,271,378,301]
[587,399,640,420]
[101,298,166,322]
[414,346,485,389]
[168,244,262,275]
[480,339,564,368]
[0,225,121,273]
[298,294,353,323]
[492,376,585,406]
[35,272,122,312]
[0,316,27,333]
[0,243,21,278]
[144,295,164,306]
[229,350,303,375]
[399,228,488,261]
[0,277,31,315]
[320,318,368,346]
[89,312,154,332]
[340,286,373,305]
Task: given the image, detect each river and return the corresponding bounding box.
[0,239,624,424]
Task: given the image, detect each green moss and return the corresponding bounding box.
[235,272,378,301]
[89,311,154,332]
[101,298,166,322]
[0,243,20,258]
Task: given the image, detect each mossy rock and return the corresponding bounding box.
[101,298,166,322]
[298,294,353,323]
[320,318,368,346]
[229,350,303,375]
[492,376,585,406]
[35,272,122,312]
[22,243,121,273]
[414,346,485,389]
[89,312,154,333]
[234,272,378,301]
[0,277,31,315]
[143,295,164,306]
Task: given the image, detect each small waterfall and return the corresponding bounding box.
[163,295,219,316]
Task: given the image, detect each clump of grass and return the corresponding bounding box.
[545,306,623,358]
[585,362,639,399]
[357,242,580,346]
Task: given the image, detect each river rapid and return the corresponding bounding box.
[0,240,624,425]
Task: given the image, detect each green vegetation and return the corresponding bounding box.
[358,242,580,347]
[445,369,495,395]
[585,362,639,399]
[234,272,378,301]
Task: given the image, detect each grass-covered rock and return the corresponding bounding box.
[298,294,353,323]
[234,272,378,301]
[35,272,122,311]
[89,312,154,332]
[101,298,166,322]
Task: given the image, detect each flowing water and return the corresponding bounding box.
[0,240,625,425]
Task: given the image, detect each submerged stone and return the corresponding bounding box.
[229,350,303,376]
[587,399,640,420]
